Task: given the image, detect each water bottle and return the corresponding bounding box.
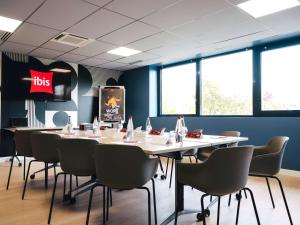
[66,116,73,133]
[145,117,152,134]
[92,116,99,135]
[126,116,134,140]
[175,116,183,143]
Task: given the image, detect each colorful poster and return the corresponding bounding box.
[99,86,125,122]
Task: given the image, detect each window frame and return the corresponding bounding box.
[200,49,254,117]
[157,35,300,117]
[255,38,300,117]
[158,59,198,117]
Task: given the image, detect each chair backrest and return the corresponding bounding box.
[31,133,61,163]
[94,144,158,189]
[14,130,39,157]
[59,138,98,176]
[252,136,289,175]
[199,146,254,196]
[222,130,241,147]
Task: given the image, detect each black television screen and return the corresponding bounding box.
[2,54,72,101]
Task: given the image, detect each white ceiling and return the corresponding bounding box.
[0,0,300,71]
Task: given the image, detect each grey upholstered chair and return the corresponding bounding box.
[167,130,241,189]
[22,133,61,199]
[6,130,40,190]
[48,138,98,224]
[86,144,158,225]
[175,146,260,225]
[249,136,293,225]
[197,130,241,161]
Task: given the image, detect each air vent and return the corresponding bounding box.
[129,60,143,65]
[51,32,94,47]
[0,30,12,41]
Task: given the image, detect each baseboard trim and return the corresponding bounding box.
[280,169,300,178]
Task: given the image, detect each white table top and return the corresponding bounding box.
[4,127,63,132]
[43,129,248,155]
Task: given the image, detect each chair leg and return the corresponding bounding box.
[110,188,112,206]
[106,187,110,221]
[273,176,293,225]
[158,157,165,174]
[228,194,232,206]
[210,195,212,202]
[165,157,170,178]
[151,178,158,225]
[86,185,96,225]
[235,190,242,225]
[23,156,26,180]
[69,174,72,198]
[217,196,221,225]
[266,177,275,208]
[22,160,36,200]
[189,156,192,163]
[53,163,57,177]
[63,174,67,201]
[6,155,15,190]
[137,187,151,225]
[76,176,79,187]
[244,188,260,225]
[200,194,209,225]
[45,163,48,189]
[169,159,174,188]
[243,189,248,199]
[103,186,106,225]
[48,172,64,224]
[194,155,198,163]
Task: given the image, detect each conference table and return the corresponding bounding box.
[44,128,248,225]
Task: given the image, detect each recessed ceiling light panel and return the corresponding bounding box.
[0,16,22,32]
[107,47,141,57]
[238,0,300,18]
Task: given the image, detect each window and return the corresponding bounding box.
[261,44,300,111]
[160,63,196,115]
[201,51,253,115]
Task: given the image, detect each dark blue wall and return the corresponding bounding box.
[119,66,150,126]
[119,67,300,171]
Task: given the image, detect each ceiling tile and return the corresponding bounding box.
[0,0,44,20]
[83,0,112,7]
[27,0,98,30]
[57,53,89,62]
[258,6,300,34]
[117,52,160,64]
[41,40,77,52]
[105,0,179,19]
[31,48,63,59]
[171,6,254,39]
[127,31,183,51]
[99,21,161,45]
[226,0,249,5]
[141,0,230,29]
[147,41,199,56]
[0,41,36,54]
[8,23,59,46]
[201,20,269,44]
[101,61,127,69]
[70,40,116,56]
[96,52,124,61]
[80,57,110,66]
[67,9,133,39]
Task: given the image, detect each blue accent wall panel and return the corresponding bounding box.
[119,66,150,127]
